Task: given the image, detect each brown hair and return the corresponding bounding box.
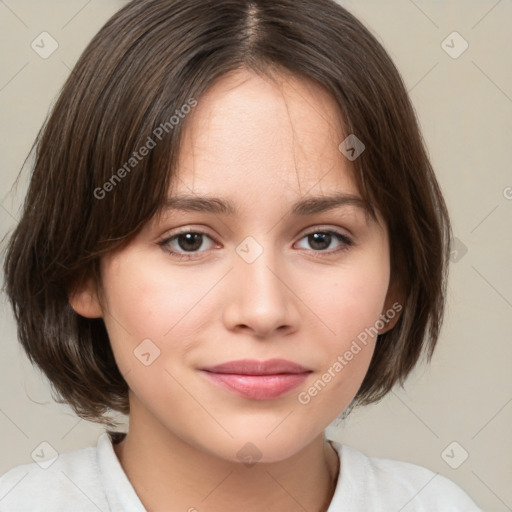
[3,0,450,426]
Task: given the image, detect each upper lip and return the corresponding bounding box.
[200,359,311,376]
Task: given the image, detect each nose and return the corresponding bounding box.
[222,241,301,338]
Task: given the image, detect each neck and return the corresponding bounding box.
[113,397,340,512]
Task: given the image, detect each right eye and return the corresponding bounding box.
[157,229,219,260]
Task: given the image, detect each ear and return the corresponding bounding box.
[68,277,103,318]
[378,280,403,335]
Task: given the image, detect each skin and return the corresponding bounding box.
[71,68,400,512]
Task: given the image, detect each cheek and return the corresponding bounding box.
[297,250,390,401]
[99,253,219,373]
[303,250,390,345]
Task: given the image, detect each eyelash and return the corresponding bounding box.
[157,227,354,262]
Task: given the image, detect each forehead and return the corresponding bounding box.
[170,68,360,209]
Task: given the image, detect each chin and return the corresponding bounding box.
[206,427,321,465]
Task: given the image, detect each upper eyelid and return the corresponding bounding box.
[160,224,351,237]
[159,225,353,247]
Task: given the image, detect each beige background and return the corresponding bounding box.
[0,1,511,510]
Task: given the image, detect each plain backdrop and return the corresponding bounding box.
[0,1,511,511]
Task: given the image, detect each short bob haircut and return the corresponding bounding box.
[4,0,450,427]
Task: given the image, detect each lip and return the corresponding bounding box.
[200,359,312,400]
[201,358,311,375]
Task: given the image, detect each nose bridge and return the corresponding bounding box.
[244,237,278,279]
[235,234,286,304]
[224,234,298,335]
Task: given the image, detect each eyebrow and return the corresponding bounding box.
[161,193,368,217]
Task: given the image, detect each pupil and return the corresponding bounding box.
[178,233,202,252]
[309,233,331,250]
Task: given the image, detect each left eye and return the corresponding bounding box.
[157,229,353,260]
[295,230,353,253]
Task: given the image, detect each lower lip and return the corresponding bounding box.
[201,371,310,400]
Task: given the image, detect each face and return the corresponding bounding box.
[76,68,396,463]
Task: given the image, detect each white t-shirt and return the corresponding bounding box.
[0,432,482,511]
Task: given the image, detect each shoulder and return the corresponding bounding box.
[330,441,482,511]
[0,440,107,512]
